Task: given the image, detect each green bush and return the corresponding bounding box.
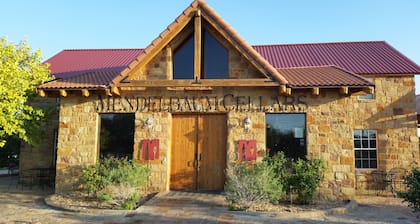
[225,162,285,210]
[81,157,150,209]
[225,152,326,209]
[398,167,420,212]
[287,158,326,204]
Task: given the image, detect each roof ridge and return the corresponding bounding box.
[252,40,386,48]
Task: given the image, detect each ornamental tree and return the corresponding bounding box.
[0,37,52,147]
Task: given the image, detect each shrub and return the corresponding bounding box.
[225,161,285,210]
[398,167,420,212]
[81,157,150,209]
[287,158,326,204]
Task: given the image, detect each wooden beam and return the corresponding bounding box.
[202,12,269,78]
[278,85,287,95]
[312,87,319,96]
[38,89,46,97]
[166,46,173,79]
[194,9,202,80]
[286,88,292,95]
[124,14,192,78]
[119,86,147,91]
[59,89,67,97]
[118,79,280,88]
[340,86,349,95]
[111,86,120,96]
[105,89,112,96]
[81,89,90,97]
[367,86,374,94]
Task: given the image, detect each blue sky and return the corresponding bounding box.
[2,0,420,92]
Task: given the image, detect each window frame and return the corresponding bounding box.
[354,129,378,169]
[265,113,307,160]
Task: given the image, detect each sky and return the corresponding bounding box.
[1,0,420,92]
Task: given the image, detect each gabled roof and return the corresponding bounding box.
[254,41,420,75]
[277,66,373,88]
[114,0,287,85]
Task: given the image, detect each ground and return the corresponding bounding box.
[1,175,419,223]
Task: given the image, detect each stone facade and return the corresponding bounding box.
[51,78,420,199]
[19,97,59,178]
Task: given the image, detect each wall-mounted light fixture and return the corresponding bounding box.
[244,116,252,133]
[145,117,153,133]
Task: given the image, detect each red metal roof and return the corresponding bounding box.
[46,49,143,78]
[254,41,420,75]
[39,41,420,90]
[39,70,120,89]
[277,66,373,88]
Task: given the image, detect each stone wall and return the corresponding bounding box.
[55,95,99,193]
[352,76,419,195]
[19,97,59,178]
[133,112,172,192]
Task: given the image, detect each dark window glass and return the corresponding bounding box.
[266,113,306,160]
[203,30,228,79]
[173,35,194,79]
[355,160,362,168]
[370,160,377,168]
[353,129,377,169]
[355,150,361,158]
[354,140,361,148]
[370,150,377,158]
[370,140,376,148]
[100,113,135,159]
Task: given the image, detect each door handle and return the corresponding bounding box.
[199,153,203,161]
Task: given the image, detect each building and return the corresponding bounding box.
[26,0,420,199]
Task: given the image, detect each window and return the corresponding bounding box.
[173,35,194,79]
[203,30,228,79]
[354,130,377,169]
[173,28,228,80]
[359,78,374,100]
[266,113,306,160]
[100,113,135,159]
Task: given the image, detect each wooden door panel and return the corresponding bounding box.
[170,115,197,190]
[198,114,227,190]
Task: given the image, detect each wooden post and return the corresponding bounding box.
[194,9,202,81]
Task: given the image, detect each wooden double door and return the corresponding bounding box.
[170,114,227,190]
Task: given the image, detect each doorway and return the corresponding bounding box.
[170,114,227,190]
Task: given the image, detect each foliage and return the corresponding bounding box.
[81,157,150,209]
[0,37,52,147]
[225,152,326,209]
[225,161,285,210]
[398,167,420,212]
[287,158,326,204]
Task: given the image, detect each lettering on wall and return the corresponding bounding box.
[94,94,307,113]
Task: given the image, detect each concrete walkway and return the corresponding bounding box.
[0,175,419,223]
